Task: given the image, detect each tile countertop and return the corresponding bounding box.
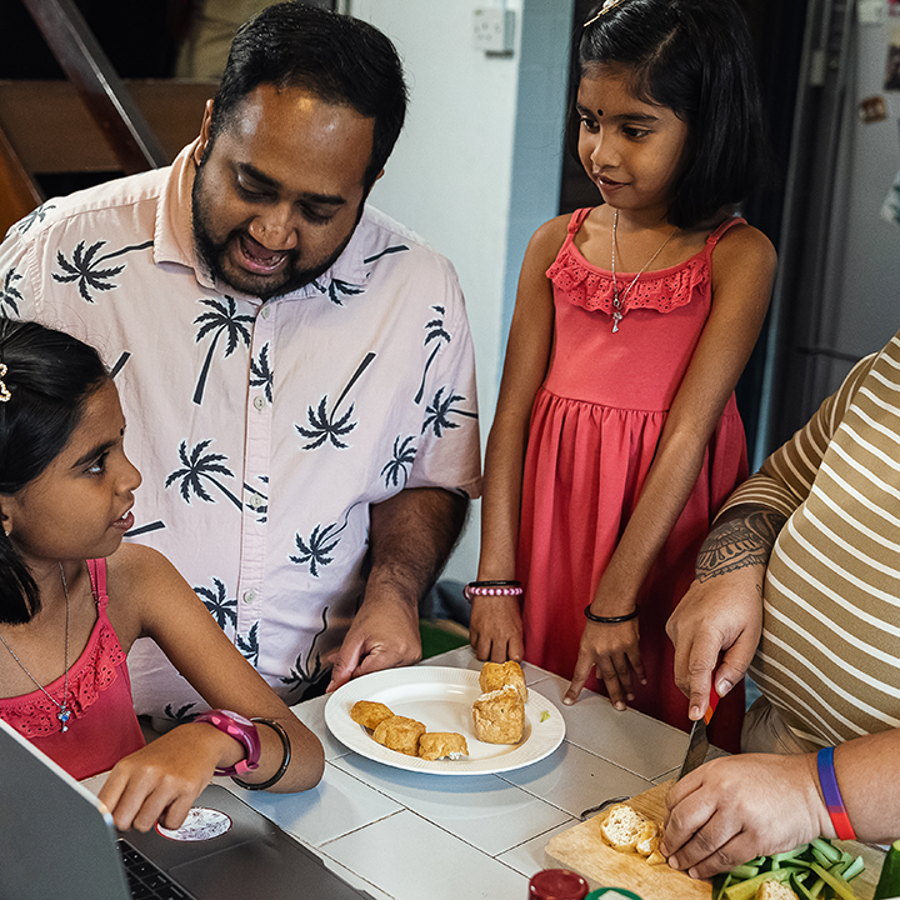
[225,647,700,900]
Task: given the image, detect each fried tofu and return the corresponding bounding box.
[472,685,524,744]
[479,660,528,702]
[350,700,395,731]
[372,715,426,756]
[417,732,469,761]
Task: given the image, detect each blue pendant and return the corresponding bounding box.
[58,707,71,733]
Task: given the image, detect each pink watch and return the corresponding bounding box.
[194,709,261,777]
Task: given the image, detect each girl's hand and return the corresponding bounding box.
[564,619,645,706]
[97,722,238,832]
[469,595,524,662]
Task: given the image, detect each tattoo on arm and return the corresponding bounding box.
[695,507,788,583]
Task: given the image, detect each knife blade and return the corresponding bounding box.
[677,682,720,780]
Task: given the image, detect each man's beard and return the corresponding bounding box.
[191,163,361,301]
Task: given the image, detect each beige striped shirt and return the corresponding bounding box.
[723,332,900,747]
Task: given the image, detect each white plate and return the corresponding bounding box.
[324,666,566,775]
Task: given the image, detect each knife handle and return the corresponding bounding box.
[704,681,720,724]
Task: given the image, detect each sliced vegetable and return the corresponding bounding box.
[717,838,864,900]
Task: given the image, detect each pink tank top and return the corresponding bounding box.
[0,558,145,779]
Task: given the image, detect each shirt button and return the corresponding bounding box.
[242,590,257,604]
[253,395,267,411]
[261,306,271,319]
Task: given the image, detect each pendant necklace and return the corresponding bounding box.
[610,209,679,333]
[0,562,72,733]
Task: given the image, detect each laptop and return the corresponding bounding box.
[0,717,372,900]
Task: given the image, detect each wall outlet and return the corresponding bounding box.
[472,9,514,54]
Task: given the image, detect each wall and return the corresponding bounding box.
[350,0,574,583]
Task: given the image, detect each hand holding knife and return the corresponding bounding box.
[677,681,720,780]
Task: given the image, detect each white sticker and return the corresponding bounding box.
[156,807,232,841]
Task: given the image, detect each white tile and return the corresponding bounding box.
[331,752,571,856]
[290,695,352,761]
[499,741,653,818]
[497,817,581,877]
[536,684,689,780]
[234,761,402,847]
[322,809,529,900]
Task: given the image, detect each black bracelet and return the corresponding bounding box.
[583,604,639,624]
[232,718,291,791]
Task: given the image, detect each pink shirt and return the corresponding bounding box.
[0,559,145,780]
[0,142,481,718]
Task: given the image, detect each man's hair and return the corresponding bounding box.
[567,0,773,228]
[209,2,408,191]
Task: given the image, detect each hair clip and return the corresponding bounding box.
[0,362,10,402]
[584,0,628,27]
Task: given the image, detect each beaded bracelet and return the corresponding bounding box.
[584,604,640,624]
[817,746,856,840]
[232,718,292,791]
[464,580,523,602]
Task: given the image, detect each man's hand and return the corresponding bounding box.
[667,504,784,719]
[326,487,467,692]
[661,753,827,878]
[327,592,422,690]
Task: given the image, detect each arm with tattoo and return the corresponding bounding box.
[668,503,788,716]
[695,504,788,582]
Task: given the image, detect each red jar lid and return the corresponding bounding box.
[528,868,589,900]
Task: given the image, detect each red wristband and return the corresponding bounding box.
[817,746,856,840]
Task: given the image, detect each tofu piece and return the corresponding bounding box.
[479,660,528,702]
[756,881,799,900]
[372,715,427,756]
[417,732,469,761]
[350,700,394,731]
[472,685,524,744]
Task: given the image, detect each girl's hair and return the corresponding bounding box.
[567,0,772,229]
[0,319,108,624]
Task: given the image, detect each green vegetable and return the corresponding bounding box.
[716,838,864,900]
[874,838,900,900]
[540,710,550,722]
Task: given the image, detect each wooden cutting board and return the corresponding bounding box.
[545,780,884,900]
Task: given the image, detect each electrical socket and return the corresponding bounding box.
[472,9,514,54]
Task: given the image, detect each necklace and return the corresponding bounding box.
[0,562,72,733]
[610,209,679,333]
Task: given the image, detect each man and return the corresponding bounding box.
[662,333,900,878]
[0,3,480,718]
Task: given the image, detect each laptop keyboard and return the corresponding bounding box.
[117,839,195,900]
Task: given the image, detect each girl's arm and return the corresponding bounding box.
[100,544,325,832]
[470,217,564,662]
[566,223,777,706]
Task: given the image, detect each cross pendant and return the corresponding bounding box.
[612,311,622,333]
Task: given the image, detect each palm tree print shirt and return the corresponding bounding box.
[0,141,482,719]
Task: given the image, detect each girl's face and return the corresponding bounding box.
[1,380,142,568]
[576,68,689,222]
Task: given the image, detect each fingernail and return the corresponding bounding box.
[717,678,733,696]
[563,696,574,706]
[626,693,635,701]
[615,701,626,711]
[690,705,701,719]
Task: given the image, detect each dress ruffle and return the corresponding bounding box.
[1,618,127,737]
[546,245,710,316]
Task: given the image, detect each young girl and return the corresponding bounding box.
[0,320,324,831]
[469,0,776,751]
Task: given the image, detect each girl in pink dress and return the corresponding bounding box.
[469,0,777,751]
[0,320,323,830]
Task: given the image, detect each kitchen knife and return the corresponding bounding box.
[677,682,720,780]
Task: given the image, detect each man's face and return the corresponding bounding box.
[192,84,377,300]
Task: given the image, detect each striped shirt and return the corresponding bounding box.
[723,332,900,748]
